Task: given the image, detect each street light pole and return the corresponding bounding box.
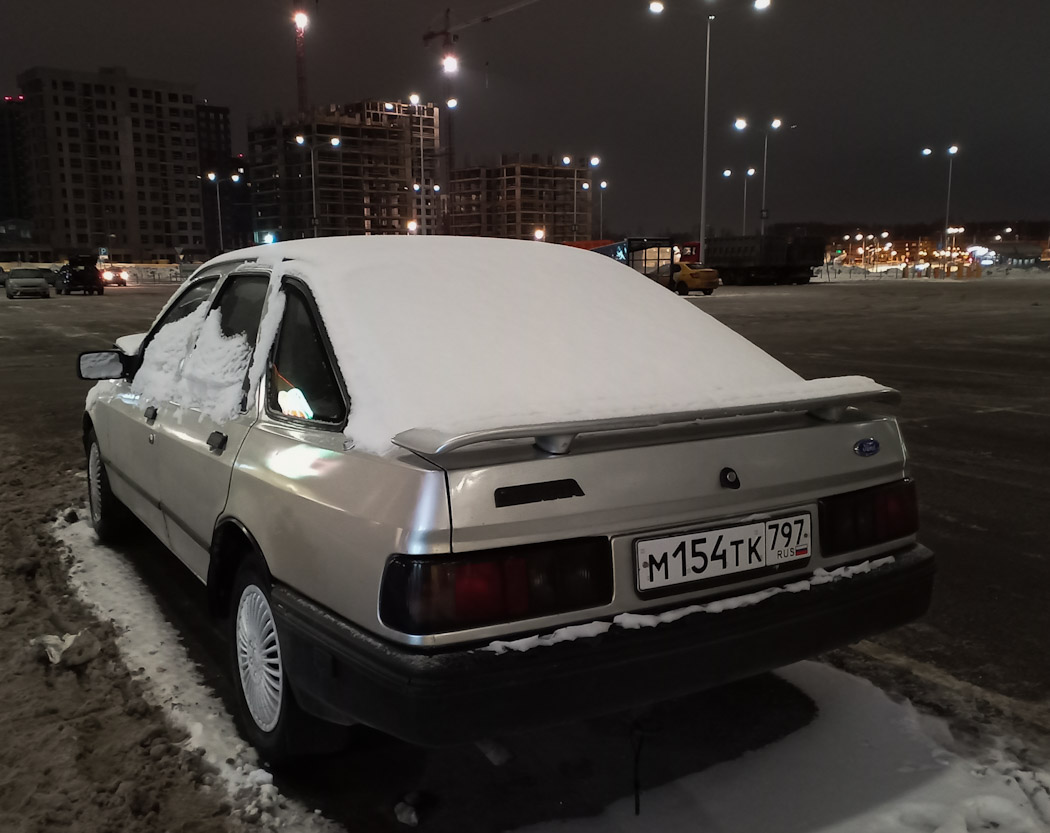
[599,180,608,238]
[699,14,713,263]
[409,94,427,236]
[295,134,341,238]
[309,147,319,238]
[743,167,755,235]
[759,121,782,234]
[563,155,600,242]
[922,144,959,250]
[945,148,957,247]
[650,3,770,259]
[206,173,224,252]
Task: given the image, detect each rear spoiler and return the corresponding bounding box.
[391,386,901,457]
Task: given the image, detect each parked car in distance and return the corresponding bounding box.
[101,267,129,287]
[77,237,933,762]
[57,256,105,295]
[651,261,721,295]
[5,267,51,299]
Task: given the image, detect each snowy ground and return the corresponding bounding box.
[52,514,1050,833]
[812,264,1048,282]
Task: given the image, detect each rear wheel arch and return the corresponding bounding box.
[209,518,270,619]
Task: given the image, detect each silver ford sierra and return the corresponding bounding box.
[77,236,933,761]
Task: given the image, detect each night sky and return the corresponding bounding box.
[5,0,1049,236]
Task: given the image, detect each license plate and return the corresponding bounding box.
[635,513,811,592]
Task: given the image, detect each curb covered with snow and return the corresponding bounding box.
[52,514,342,832]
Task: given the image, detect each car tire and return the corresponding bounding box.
[675,281,689,295]
[702,289,714,296]
[228,559,349,765]
[86,430,132,544]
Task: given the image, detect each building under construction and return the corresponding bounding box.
[248,99,441,241]
[449,154,594,243]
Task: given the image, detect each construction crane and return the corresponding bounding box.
[422,1,546,49]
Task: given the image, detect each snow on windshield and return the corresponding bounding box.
[244,237,888,454]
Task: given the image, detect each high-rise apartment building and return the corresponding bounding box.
[450,154,595,242]
[16,66,206,262]
[0,95,30,222]
[248,99,440,241]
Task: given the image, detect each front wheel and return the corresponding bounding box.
[86,430,131,543]
[228,561,348,765]
[702,288,714,296]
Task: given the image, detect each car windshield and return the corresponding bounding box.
[10,269,46,278]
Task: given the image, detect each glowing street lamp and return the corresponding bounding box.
[203,170,242,253]
[922,144,960,248]
[407,219,418,233]
[292,134,344,237]
[442,54,459,74]
[735,116,785,234]
[294,11,308,30]
[534,228,545,241]
[723,167,757,234]
[648,1,665,12]
[562,153,600,241]
[446,97,458,109]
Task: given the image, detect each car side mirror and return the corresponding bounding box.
[78,350,130,380]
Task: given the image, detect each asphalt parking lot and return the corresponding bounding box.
[2,275,1048,829]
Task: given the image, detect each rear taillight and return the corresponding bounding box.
[380,538,613,635]
[819,479,918,558]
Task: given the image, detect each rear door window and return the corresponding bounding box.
[267,287,347,425]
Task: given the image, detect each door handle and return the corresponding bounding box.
[144,405,157,422]
[207,431,228,453]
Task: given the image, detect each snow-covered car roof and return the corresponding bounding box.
[205,237,886,454]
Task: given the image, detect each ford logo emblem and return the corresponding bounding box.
[854,438,880,457]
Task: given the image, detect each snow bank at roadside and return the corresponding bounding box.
[52,515,340,832]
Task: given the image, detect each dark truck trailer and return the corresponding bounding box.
[704,235,825,285]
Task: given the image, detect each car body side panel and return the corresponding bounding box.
[155,405,257,581]
[89,383,169,544]
[223,415,451,637]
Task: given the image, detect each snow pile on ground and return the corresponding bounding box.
[52,516,340,832]
[230,237,889,453]
[813,264,1049,283]
[522,662,1050,833]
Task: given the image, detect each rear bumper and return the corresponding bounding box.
[273,544,934,746]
